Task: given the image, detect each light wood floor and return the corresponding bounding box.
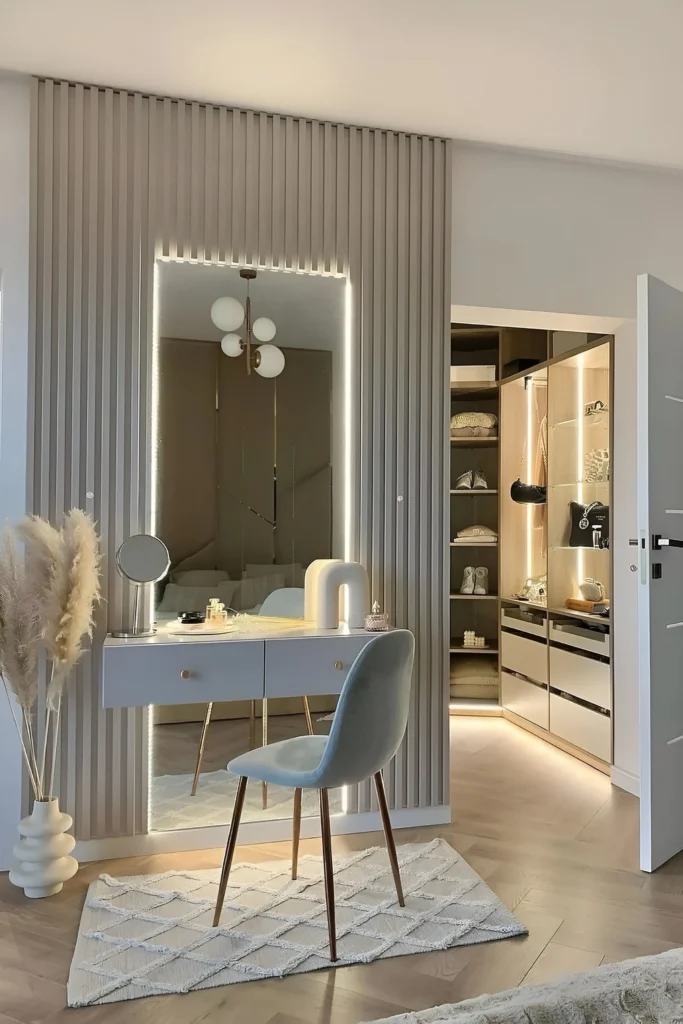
[2,716,682,1024]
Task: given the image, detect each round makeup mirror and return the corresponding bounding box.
[116,534,170,584]
[112,534,170,638]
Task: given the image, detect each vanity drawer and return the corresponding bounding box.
[501,630,548,684]
[265,634,375,698]
[549,646,611,711]
[101,639,264,708]
[501,671,548,730]
[550,693,611,763]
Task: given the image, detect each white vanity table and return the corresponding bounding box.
[101,619,376,709]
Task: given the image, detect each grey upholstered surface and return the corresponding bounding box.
[228,630,415,789]
[259,588,306,617]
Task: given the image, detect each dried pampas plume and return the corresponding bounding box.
[0,529,43,710]
[23,510,101,709]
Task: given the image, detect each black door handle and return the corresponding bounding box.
[653,534,683,549]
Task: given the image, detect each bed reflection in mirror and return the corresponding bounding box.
[150,260,345,832]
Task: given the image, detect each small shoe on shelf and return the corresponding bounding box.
[454,470,473,490]
[460,566,475,595]
[472,469,489,490]
[473,566,489,595]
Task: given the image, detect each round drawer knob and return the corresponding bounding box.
[334,661,344,671]
[180,669,191,680]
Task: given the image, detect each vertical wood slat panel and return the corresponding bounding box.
[31,80,451,839]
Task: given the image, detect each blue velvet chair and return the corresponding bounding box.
[259,587,305,617]
[212,628,415,961]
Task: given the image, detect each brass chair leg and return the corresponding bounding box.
[191,702,213,796]
[302,695,314,735]
[292,787,302,879]
[213,776,248,927]
[319,788,337,961]
[261,697,268,809]
[373,770,405,907]
[249,699,256,749]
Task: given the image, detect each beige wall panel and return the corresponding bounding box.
[30,79,451,838]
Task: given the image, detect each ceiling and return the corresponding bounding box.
[2,0,683,170]
[159,262,344,349]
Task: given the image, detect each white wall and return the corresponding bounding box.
[451,142,683,793]
[452,142,683,318]
[0,73,31,868]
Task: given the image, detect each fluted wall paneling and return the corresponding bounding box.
[31,79,451,840]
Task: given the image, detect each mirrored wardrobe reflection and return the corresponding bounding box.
[150,261,346,832]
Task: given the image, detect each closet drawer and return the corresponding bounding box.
[501,631,548,684]
[265,634,374,698]
[501,607,547,639]
[550,693,611,763]
[549,646,611,711]
[501,671,548,730]
[550,618,610,657]
[101,638,264,708]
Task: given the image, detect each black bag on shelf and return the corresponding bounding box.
[510,478,547,505]
[569,500,610,548]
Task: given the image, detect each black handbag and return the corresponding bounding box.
[569,501,609,548]
[511,478,547,505]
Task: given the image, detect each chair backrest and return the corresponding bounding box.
[315,629,415,790]
[259,587,305,618]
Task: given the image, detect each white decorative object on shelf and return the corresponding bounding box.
[463,631,486,649]
[9,797,77,898]
[304,559,370,629]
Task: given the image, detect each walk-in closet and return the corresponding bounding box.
[449,326,614,771]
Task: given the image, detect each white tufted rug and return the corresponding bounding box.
[67,838,526,1006]
[365,948,683,1023]
[151,770,343,831]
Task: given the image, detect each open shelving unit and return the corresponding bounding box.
[448,323,615,770]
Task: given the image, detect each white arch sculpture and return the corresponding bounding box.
[304,559,370,629]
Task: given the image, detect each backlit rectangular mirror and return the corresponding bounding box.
[150,260,346,832]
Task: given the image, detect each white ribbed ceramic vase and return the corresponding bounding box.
[9,797,78,898]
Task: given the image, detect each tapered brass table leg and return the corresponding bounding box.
[191,702,213,796]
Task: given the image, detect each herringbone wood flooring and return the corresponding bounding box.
[2,717,679,1024]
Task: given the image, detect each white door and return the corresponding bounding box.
[637,273,683,871]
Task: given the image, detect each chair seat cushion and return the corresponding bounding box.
[228,735,329,788]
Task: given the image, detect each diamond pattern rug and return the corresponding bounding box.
[151,770,343,831]
[67,838,527,1006]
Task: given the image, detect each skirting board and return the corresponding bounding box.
[611,766,640,798]
[72,804,452,864]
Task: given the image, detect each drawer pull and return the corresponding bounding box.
[180,669,191,680]
[334,661,344,671]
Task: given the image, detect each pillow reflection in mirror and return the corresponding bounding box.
[157,581,239,615]
[173,569,231,586]
[244,563,304,588]
[234,573,286,611]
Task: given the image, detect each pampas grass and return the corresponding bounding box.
[0,510,101,800]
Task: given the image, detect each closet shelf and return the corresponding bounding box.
[449,643,498,654]
[450,382,499,400]
[450,488,498,495]
[450,593,498,600]
[550,481,609,489]
[551,545,609,551]
[450,437,499,447]
[449,540,498,547]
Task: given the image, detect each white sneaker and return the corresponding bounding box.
[472,469,488,490]
[474,566,489,595]
[460,566,475,594]
[454,470,473,490]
